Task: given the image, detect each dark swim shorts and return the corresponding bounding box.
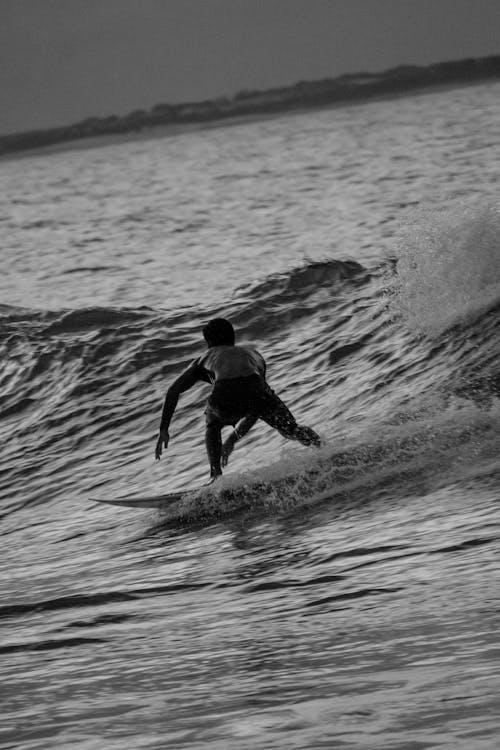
[205,374,298,438]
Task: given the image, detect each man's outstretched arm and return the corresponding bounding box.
[221,414,259,467]
[155,363,202,460]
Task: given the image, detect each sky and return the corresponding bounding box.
[1,0,500,135]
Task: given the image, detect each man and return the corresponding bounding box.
[155,318,321,481]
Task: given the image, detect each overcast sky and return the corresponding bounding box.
[1,0,499,135]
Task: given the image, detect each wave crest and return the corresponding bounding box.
[388,202,500,334]
[234,258,368,302]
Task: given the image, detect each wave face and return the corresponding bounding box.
[2,235,498,515]
[1,84,500,750]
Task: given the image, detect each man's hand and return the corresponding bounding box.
[155,430,169,460]
[221,431,238,467]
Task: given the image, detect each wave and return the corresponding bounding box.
[1,255,498,396]
[134,396,500,529]
[1,258,368,332]
[0,259,372,409]
[0,637,106,655]
[233,258,368,301]
[2,251,499,419]
[1,246,499,518]
[42,306,152,334]
[0,579,211,621]
[388,202,500,334]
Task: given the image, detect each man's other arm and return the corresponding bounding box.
[155,363,203,459]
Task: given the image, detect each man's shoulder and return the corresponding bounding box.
[196,345,225,364]
[238,345,266,374]
[237,344,263,357]
[196,344,265,366]
[187,354,212,383]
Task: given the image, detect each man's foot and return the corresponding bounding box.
[295,425,321,447]
[205,474,222,486]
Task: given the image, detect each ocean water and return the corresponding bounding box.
[1,82,500,749]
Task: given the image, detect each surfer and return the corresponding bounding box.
[155,318,321,480]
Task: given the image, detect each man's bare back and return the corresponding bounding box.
[155,318,320,481]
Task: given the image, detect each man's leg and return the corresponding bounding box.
[205,423,223,479]
[221,414,259,467]
[293,424,322,446]
[261,392,321,447]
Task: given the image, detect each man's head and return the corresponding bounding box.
[202,318,235,347]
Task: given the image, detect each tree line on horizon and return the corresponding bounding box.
[2,55,500,155]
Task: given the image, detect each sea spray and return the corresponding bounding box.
[389,202,500,334]
[153,396,500,525]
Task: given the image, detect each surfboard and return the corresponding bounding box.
[91,474,305,515]
[91,488,199,509]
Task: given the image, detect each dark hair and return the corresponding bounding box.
[202,318,235,346]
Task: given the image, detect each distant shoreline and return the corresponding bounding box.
[0,80,489,163]
[2,54,500,160]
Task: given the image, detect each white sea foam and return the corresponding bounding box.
[390,201,500,334]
